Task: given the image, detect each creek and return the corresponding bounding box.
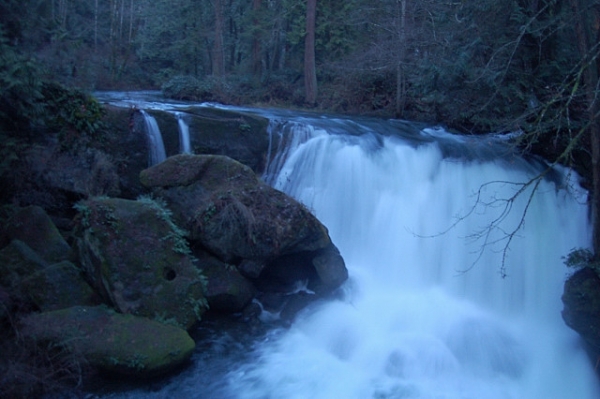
[94,92,600,399]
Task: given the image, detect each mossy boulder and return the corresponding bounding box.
[140,154,333,261]
[140,154,348,314]
[0,240,48,299]
[22,260,98,311]
[6,205,71,263]
[74,197,207,329]
[21,306,196,377]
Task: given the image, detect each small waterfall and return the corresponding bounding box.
[140,110,166,166]
[176,112,192,154]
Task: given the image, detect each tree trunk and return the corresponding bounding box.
[213,0,225,77]
[304,0,317,105]
[252,0,262,76]
[395,0,407,117]
[94,0,98,51]
[570,0,600,255]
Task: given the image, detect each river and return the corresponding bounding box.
[92,92,600,399]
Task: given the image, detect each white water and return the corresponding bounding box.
[223,123,599,399]
[90,94,599,398]
[140,110,167,165]
[176,112,192,154]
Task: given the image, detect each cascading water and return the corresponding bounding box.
[140,110,167,165]
[223,120,599,399]
[94,100,599,399]
[176,112,192,154]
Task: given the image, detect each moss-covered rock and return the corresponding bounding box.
[140,154,332,261]
[21,306,196,377]
[0,240,48,291]
[74,197,207,329]
[22,261,98,311]
[140,153,348,313]
[6,206,71,264]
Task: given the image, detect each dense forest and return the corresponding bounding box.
[1,0,598,247]
[0,0,595,130]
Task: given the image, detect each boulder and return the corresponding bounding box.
[140,154,333,261]
[194,249,255,313]
[21,306,196,377]
[10,142,120,215]
[562,267,600,353]
[259,244,348,296]
[140,153,348,317]
[0,240,48,292]
[75,197,208,329]
[22,260,98,311]
[6,205,71,263]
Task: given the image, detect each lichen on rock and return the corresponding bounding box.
[21,306,196,377]
[74,196,208,329]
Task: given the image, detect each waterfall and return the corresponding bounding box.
[96,104,600,399]
[176,112,192,154]
[140,110,166,166]
[224,122,599,399]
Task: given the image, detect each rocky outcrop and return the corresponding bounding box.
[6,205,72,263]
[74,197,208,329]
[140,153,348,319]
[8,141,120,216]
[0,104,348,389]
[133,106,270,173]
[21,306,195,377]
[562,267,600,357]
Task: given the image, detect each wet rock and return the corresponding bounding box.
[74,197,207,329]
[21,306,196,377]
[562,267,600,352]
[140,154,333,261]
[140,153,348,318]
[195,249,256,313]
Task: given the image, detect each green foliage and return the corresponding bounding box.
[137,194,192,255]
[161,75,215,101]
[564,248,600,276]
[41,82,106,149]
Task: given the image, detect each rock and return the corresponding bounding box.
[0,286,11,321]
[259,244,348,296]
[0,240,48,289]
[22,260,98,311]
[140,154,333,261]
[10,142,120,215]
[7,205,71,263]
[75,197,207,329]
[562,267,600,352]
[183,107,270,173]
[21,306,196,377]
[195,249,255,313]
[140,153,348,317]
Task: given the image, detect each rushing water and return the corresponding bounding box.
[140,110,167,166]
[175,112,192,154]
[94,92,599,399]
